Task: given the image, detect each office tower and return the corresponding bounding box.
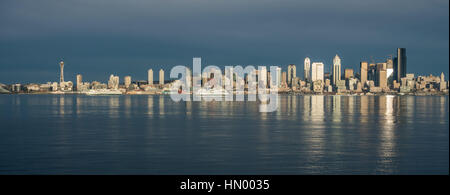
[375,63,387,89]
[76,74,82,91]
[281,71,287,87]
[276,67,281,87]
[148,69,153,85]
[394,48,407,81]
[124,76,131,88]
[287,64,296,86]
[440,72,446,91]
[360,61,368,85]
[304,57,311,81]
[378,69,387,89]
[386,58,394,85]
[259,67,267,87]
[344,69,354,79]
[159,69,164,85]
[332,54,341,86]
[312,62,324,82]
[59,61,64,83]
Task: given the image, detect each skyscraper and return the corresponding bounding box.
[276,67,281,88]
[281,71,287,87]
[148,69,153,85]
[304,57,311,81]
[332,54,341,86]
[312,62,324,82]
[394,48,407,81]
[59,61,64,83]
[378,69,387,89]
[108,74,119,89]
[124,76,131,88]
[344,69,354,79]
[360,61,368,85]
[386,58,394,83]
[377,63,387,89]
[287,64,296,86]
[159,69,164,85]
[76,74,82,91]
[259,66,267,88]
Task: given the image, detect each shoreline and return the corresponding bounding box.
[2,91,448,96]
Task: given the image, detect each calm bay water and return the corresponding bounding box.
[0,94,448,174]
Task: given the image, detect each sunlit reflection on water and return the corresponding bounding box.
[0,94,448,174]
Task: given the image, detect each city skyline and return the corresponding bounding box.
[3,47,449,97]
[0,0,448,83]
[1,49,447,85]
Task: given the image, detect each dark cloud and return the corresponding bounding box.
[0,0,448,83]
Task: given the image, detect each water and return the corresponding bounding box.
[0,94,448,174]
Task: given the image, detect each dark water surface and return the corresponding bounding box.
[0,94,448,174]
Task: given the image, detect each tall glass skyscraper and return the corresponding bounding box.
[394,48,407,81]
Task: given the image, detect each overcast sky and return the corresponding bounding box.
[0,0,448,83]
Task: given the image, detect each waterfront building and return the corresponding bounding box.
[336,80,346,92]
[311,62,324,82]
[313,80,323,93]
[148,69,153,85]
[304,57,311,81]
[59,81,73,91]
[348,78,358,91]
[51,82,58,91]
[332,54,341,86]
[325,79,331,88]
[159,69,164,85]
[124,76,132,88]
[12,84,21,92]
[287,64,296,87]
[394,48,407,81]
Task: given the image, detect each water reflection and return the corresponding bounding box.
[305,95,325,171]
[109,96,119,118]
[147,95,154,116]
[332,95,341,123]
[0,94,447,174]
[311,95,324,123]
[159,95,165,117]
[376,95,397,174]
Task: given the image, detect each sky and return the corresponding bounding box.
[0,0,448,83]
